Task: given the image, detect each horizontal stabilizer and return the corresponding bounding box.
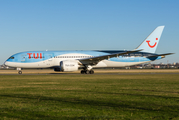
[147,53,174,58]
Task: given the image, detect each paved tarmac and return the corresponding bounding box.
[0,69,179,75]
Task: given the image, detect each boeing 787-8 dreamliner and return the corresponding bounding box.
[4,26,173,74]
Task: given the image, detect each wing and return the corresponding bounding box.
[79,49,143,65]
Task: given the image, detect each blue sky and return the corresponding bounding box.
[0,0,179,64]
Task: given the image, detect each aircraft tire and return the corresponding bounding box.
[18,71,22,74]
[89,70,94,74]
[85,70,90,74]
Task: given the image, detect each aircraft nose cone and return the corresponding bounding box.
[4,61,8,66]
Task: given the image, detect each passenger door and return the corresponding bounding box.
[21,54,26,62]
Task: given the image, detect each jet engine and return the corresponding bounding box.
[54,60,79,72]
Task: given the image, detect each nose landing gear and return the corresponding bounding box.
[18,71,22,74]
[17,68,22,74]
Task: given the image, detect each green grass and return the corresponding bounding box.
[0,74,179,120]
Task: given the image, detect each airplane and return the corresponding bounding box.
[4,26,173,74]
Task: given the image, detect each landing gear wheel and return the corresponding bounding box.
[89,70,94,74]
[85,70,90,74]
[81,70,85,74]
[18,71,22,74]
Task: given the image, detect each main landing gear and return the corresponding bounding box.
[81,70,94,74]
[81,65,94,74]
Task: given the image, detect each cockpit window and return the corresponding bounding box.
[9,56,14,59]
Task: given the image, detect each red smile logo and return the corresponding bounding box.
[146,38,158,48]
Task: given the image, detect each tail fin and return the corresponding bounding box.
[136,26,165,53]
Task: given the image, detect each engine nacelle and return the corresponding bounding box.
[54,60,79,72]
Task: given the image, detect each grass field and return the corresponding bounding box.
[0,72,179,119]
